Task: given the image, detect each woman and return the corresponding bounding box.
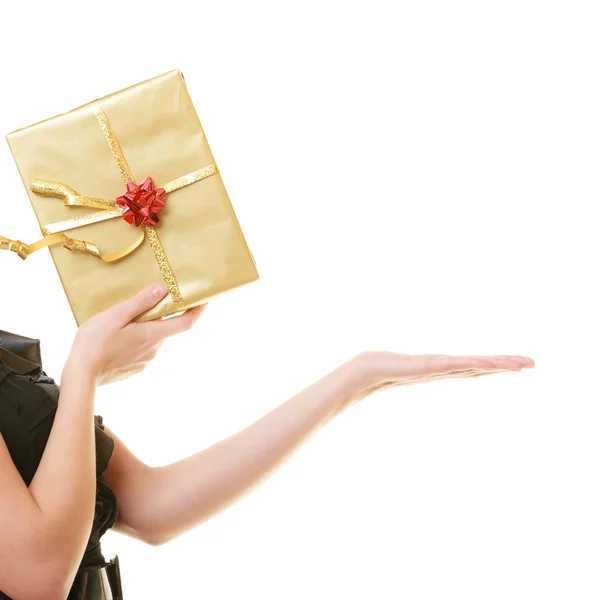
[0,282,535,599]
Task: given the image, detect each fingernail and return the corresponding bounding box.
[152,284,167,297]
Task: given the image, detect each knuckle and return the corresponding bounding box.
[132,287,154,308]
[139,289,152,306]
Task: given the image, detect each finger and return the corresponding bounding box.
[482,357,528,370]
[109,284,169,327]
[451,357,525,372]
[144,303,207,341]
[420,354,451,374]
[453,355,535,369]
[420,355,497,374]
[421,354,483,374]
[427,367,518,382]
[425,355,533,374]
[441,368,514,379]
[493,355,535,367]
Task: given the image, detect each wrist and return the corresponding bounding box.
[61,354,99,389]
[336,353,376,407]
[345,352,378,387]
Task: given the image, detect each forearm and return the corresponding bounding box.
[126,357,366,545]
[28,361,97,584]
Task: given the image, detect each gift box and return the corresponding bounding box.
[1,70,259,325]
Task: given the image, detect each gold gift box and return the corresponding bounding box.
[3,70,259,325]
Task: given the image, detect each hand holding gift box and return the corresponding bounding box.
[1,70,259,325]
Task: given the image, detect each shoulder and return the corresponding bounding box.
[0,365,58,424]
[0,330,56,385]
[0,364,60,479]
[0,368,58,485]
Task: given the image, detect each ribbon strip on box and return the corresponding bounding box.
[1,108,218,310]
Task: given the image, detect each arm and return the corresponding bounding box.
[0,284,204,600]
[0,368,96,600]
[104,356,364,546]
[103,352,534,547]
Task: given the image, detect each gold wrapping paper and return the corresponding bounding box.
[5,70,259,325]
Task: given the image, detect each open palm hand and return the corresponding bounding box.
[351,351,535,401]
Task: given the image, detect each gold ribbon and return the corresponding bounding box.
[1,108,219,310]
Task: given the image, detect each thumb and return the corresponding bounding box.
[113,283,168,325]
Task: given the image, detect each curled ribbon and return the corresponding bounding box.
[0,108,219,310]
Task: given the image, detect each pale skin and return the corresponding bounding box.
[0,283,535,599]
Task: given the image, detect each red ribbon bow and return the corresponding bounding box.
[116,176,166,227]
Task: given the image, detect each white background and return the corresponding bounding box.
[0,1,598,598]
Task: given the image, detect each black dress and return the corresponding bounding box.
[0,331,119,599]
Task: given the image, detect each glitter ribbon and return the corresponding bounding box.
[0,108,219,310]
